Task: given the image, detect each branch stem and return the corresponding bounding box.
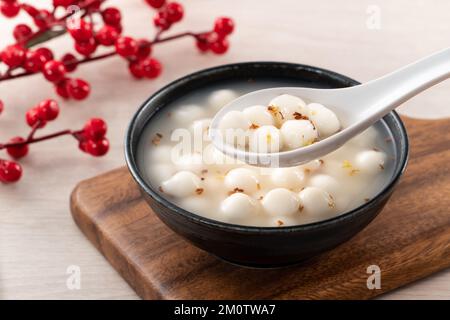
[0,129,83,150]
[0,31,206,82]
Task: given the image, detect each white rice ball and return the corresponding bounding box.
[249,125,283,153]
[269,94,308,122]
[190,118,212,140]
[269,216,298,227]
[242,105,275,126]
[171,104,206,124]
[270,167,304,189]
[308,174,340,196]
[161,171,202,198]
[301,159,324,173]
[202,144,242,172]
[150,164,176,185]
[262,188,300,216]
[219,110,249,131]
[355,149,387,174]
[299,187,335,217]
[208,89,239,112]
[224,168,260,193]
[349,127,378,147]
[280,120,318,149]
[221,193,259,222]
[307,103,340,138]
[180,196,211,214]
[173,153,205,174]
[218,110,250,148]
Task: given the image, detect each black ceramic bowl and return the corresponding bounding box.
[125,62,409,268]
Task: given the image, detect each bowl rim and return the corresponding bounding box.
[125,61,409,234]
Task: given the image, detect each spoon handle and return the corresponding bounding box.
[355,47,450,120]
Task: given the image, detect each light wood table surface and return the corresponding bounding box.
[1,0,449,299]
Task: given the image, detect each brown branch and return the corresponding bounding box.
[0,31,207,83]
[23,0,107,48]
[0,129,84,150]
[26,121,41,140]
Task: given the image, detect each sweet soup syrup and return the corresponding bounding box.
[137,80,396,227]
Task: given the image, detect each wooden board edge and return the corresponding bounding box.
[70,180,163,300]
[308,229,450,300]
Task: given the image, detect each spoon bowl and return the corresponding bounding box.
[209,86,367,167]
[210,47,450,167]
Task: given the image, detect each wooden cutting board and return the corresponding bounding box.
[70,116,450,300]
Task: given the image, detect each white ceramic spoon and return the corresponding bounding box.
[209,47,450,167]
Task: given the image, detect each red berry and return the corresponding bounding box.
[0,160,22,183]
[210,38,229,54]
[6,137,29,159]
[33,10,52,30]
[86,138,109,157]
[21,4,39,17]
[112,23,123,34]
[42,60,66,83]
[74,37,97,56]
[136,39,152,59]
[35,47,54,61]
[89,0,102,10]
[25,108,38,126]
[214,17,234,36]
[61,53,78,72]
[13,24,33,42]
[128,61,144,79]
[195,34,210,52]
[166,2,183,23]
[66,78,90,100]
[0,100,4,115]
[141,57,162,79]
[0,1,20,18]
[145,0,165,9]
[153,11,171,30]
[37,99,59,121]
[55,80,70,99]
[84,118,107,140]
[53,0,76,7]
[205,31,222,43]
[115,36,138,57]
[23,50,48,73]
[25,108,46,128]
[67,19,93,42]
[95,25,119,46]
[78,140,88,153]
[102,7,121,26]
[0,44,26,68]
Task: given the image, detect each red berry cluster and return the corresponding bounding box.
[67,7,122,57]
[0,159,22,184]
[0,1,235,107]
[149,0,184,31]
[25,99,60,128]
[0,0,21,18]
[113,0,187,80]
[0,1,234,184]
[0,1,98,101]
[1,0,59,29]
[195,17,234,54]
[0,1,235,99]
[78,118,109,157]
[0,98,109,183]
